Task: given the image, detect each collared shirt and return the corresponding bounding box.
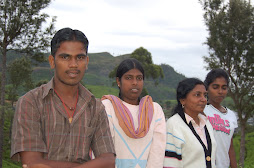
[11,78,115,163]
[185,113,208,148]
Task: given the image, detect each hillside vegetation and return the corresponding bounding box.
[5,51,185,103]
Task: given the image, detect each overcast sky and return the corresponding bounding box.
[44,0,210,80]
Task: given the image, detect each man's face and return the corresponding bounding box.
[49,41,89,87]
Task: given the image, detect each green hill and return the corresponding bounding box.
[4,51,185,102]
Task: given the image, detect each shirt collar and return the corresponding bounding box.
[42,77,94,101]
[185,113,208,127]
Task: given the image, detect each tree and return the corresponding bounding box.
[199,0,254,166]
[109,47,164,86]
[0,0,56,166]
[7,57,33,106]
[131,47,164,84]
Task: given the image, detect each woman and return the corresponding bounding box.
[102,58,166,168]
[163,78,216,168]
[204,69,238,168]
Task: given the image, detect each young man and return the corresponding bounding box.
[11,28,115,168]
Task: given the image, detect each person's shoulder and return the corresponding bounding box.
[169,113,180,119]
[204,104,212,110]
[152,101,161,107]
[101,98,111,106]
[167,114,181,124]
[79,83,94,99]
[226,108,236,114]
[152,101,165,117]
[226,108,238,118]
[204,104,214,114]
[19,83,50,102]
[166,114,184,131]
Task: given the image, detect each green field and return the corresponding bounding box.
[86,84,119,98]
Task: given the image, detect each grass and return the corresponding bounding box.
[3,160,21,168]
[233,131,254,168]
[86,84,118,98]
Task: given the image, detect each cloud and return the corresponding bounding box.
[43,0,210,79]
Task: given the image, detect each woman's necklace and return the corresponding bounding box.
[54,89,79,123]
[210,104,227,114]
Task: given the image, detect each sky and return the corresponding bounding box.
[43,0,210,80]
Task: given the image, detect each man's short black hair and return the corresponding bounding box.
[51,27,89,56]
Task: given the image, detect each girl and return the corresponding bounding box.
[102,58,166,168]
[204,69,238,168]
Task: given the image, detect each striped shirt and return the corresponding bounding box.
[11,78,115,163]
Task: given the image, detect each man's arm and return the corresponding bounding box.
[21,151,115,168]
[74,153,115,168]
[229,137,238,168]
[21,151,80,168]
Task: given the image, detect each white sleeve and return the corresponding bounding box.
[146,103,166,168]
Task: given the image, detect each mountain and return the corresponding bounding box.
[2,51,185,102]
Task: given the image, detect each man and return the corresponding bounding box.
[11,28,115,168]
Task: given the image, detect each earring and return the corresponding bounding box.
[182,104,184,109]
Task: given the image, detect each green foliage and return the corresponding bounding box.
[35,79,49,87]
[3,160,20,168]
[222,96,235,110]
[83,74,114,86]
[2,104,20,167]
[7,57,34,104]
[0,0,56,59]
[131,47,153,64]
[140,88,148,98]
[32,67,53,82]
[233,131,254,167]
[162,99,177,118]
[131,47,164,81]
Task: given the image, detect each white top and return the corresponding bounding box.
[102,99,166,168]
[163,113,217,168]
[204,104,238,168]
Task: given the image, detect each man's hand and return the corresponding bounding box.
[23,164,51,168]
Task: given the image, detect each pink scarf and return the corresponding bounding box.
[102,95,154,139]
